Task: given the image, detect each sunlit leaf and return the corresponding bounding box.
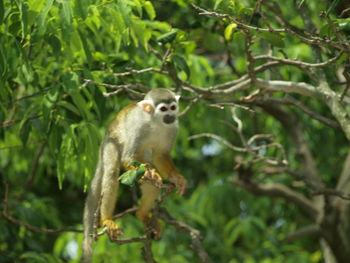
[172,55,191,78]
[157,29,178,44]
[144,1,156,20]
[224,23,237,41]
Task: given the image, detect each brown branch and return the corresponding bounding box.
[254,52,344,68]
[285,224,320,242]
[26,140,46,190]
[141,240,157,263]
[177,95,201,118]
[158,207,213,263]
[259,103,323,187]
[336,149,350,194]
[113,207,138,220]
[191,4,344,50]
[245,32,257,84]
[188,133,247,152]
[82,79,146,99]
[321,12,349,48]
[230,178,319,219]
[245,96,341,130]
[114,67,167,77]
[0,115,42,129]
[112,235,148,245]
[258,166,350,201]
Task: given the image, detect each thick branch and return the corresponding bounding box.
[285,224,320,242]
[231,179,319,219]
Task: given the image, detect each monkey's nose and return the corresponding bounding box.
[163,115,176,124]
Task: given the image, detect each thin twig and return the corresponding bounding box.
[188,133,247,152]
[113,207,138,220]
[158,207,213,263]
[26,140,46,190]
[254,52,344,68]
[191,4,344,50]
[114,67,168,77]
[178,95,201,118]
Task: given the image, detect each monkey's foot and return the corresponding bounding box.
[102,219,124,241]
[145,217,162,240]
[168,174,187,195]
[139,168,163,188]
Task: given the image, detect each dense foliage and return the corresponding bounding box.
[1,0,350,262]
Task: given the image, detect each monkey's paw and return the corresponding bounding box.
[168,174,187,195]
[145,218,162,240]
[102,219,124,241]
[139,168,163,188]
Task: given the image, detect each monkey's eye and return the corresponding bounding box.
[160,106,168,112]
[170,105,177,111]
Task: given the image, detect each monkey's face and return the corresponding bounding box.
[154,101,178,125]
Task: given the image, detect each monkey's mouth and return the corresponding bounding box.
[163,115,176,124]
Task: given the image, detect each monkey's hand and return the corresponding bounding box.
[145,217,162,240]
[102,219,124,240]
[168,173,187,195]
[139,168,163,188]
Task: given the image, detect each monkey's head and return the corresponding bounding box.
[138,88,180,125]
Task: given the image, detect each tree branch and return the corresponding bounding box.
[285,224,320,242]
[231,178,319,219]
[158,207,213,263]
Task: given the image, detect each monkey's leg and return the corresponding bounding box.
[100,140,123,239]
[136,182,161,239]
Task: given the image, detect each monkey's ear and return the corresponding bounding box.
[175,95,181,102]
[137,100,154,114]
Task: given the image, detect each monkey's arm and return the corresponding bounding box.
[152,152,187,195]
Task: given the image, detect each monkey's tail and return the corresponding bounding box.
[82,161,102,263]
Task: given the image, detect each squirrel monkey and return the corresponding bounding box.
[82,88,187,263]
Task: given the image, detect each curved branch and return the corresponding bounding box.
[254,52,343,68]
[231,178,319,219]
[158,207,213,263]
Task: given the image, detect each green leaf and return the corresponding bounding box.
[119,170,140,187]
[172,55,190,78]
[19,118,32,146]
[326,0,341,15]
[46,35,61,57]
[35,0,54,38]
[0,42,7,80]
[70,91,91,120]
[259,32,285,48]
[144,1,156,20]
[74,0,88,20]
[78,28,92,66]
[57,101,80,116]
[337,53,349,65]
[0,0,4,24]
[60,1,73,43]
[157,29,178,44]
[19,2,29,39]
[131,18,151,48]
[119,163,147,187]
[214,0,224,10]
